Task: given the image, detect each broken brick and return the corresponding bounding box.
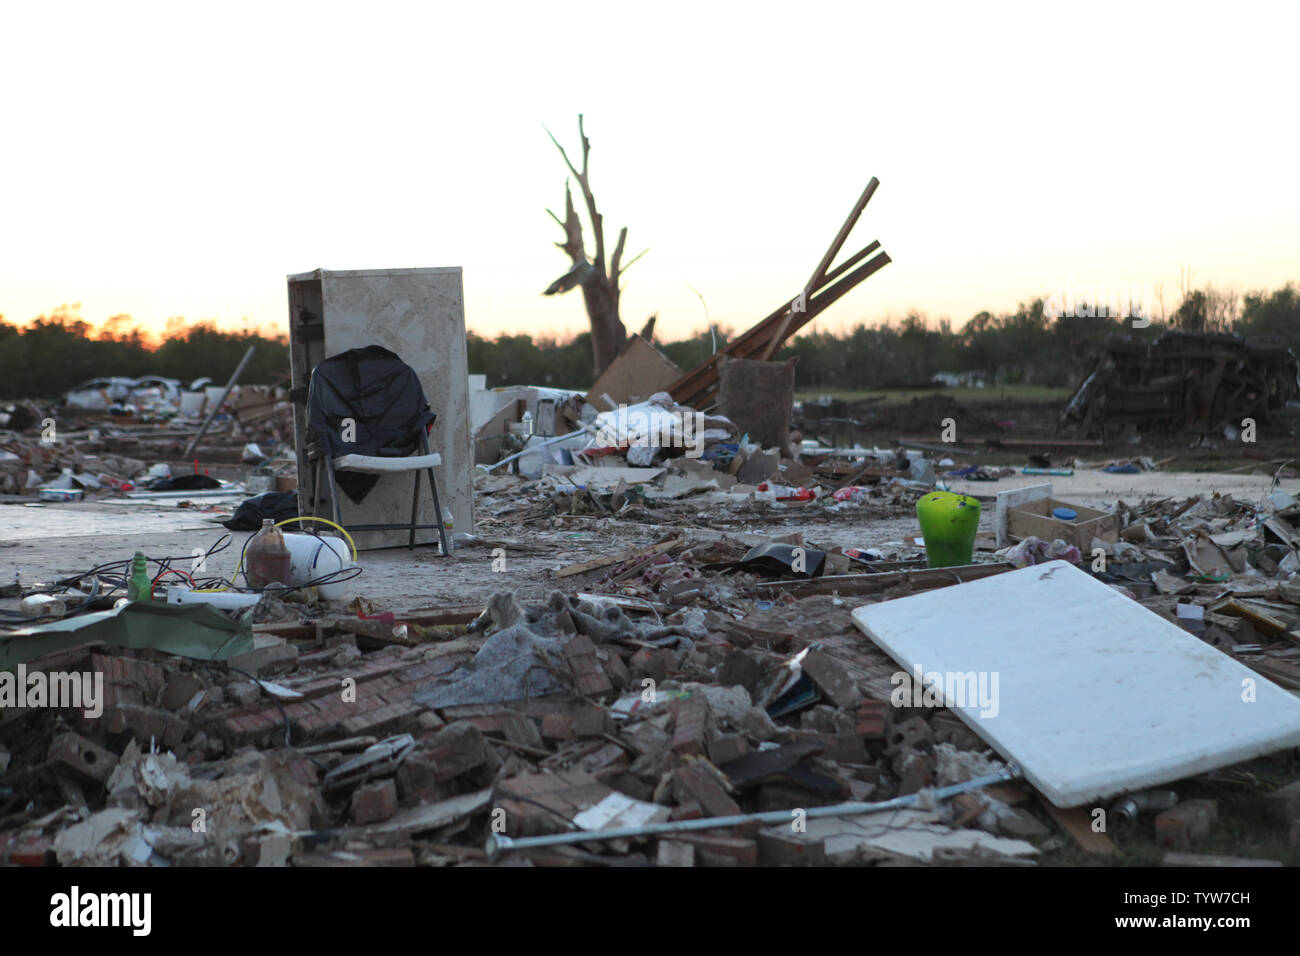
[671,763,742,818]
[800,650,862,710]
[672,832,758,866]
[706,733,751,766]
[717,650,763,694]
[501,713,544,751]
[420,721,494,783]
[351,779,398,824]
[656,840,695,867]
[576,742,630,780]
[855,698,888,740]
[229,643,300,677]
[573,704,613,739]
[118,703,188,750]
[629,647,671,684]
[600,649,630,691]
[47,732,118,786]
[496,769,614,836]
[562,634,614,698]
[541,712,575,742]
[670,695,708,757]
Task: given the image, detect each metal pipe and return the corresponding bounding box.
[485,764,1021,859]
[479,423,599,472]
[183,345,255,459]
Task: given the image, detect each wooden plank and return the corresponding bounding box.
[833,463,903,490]
[805,177,880,293]
[671,251,890,409]
[752,561,1014,597]
[555,537,686,579]
[668,243,880,404]
[1040,800,1116,856]
[759,308,798,362]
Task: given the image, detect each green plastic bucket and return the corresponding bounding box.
[916,491,981,568]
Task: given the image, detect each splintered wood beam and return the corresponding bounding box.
[741,250,891,360]
[666,175,890,410]
[667,240,881,402]
[805,177,880,294]
[670,249,890,408]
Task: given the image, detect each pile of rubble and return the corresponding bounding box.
[0,382,294,499]
[0,585,1039,867]
[1061,330,1300,438]
[4,481,1300,867]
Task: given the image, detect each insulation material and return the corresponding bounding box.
[852,560,1300,807]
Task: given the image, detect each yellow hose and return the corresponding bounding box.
[272,515,358,562]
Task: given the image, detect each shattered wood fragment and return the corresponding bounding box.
[1039,801,1116,856]
[555,537,686,579]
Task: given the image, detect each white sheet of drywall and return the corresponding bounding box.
[852,560,1300,806]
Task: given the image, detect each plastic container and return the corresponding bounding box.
[441,508,455,555]
[22,594,67,618]
[38,488,84,502]
[166,586,262,610]
[126,551,153,602]
[915,491,982,568]
[282,532,356,600]
[246,518,292,589]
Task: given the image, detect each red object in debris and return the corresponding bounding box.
[97,474,135,492]
[757,481,815,501]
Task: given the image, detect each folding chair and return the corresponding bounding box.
[305,345,452,554]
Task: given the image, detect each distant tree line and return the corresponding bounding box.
[1,283,1295,401]
[470,282,1300,392]
[0,311,288,400]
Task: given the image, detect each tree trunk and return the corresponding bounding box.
[543,115,643,378]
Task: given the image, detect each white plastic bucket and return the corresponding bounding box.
[282,532,355,600]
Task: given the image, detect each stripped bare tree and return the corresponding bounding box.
[542,115,646,377]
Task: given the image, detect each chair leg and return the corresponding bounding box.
[408,467,420,549]
[421,432,452,557]
[427,466,450,556]
[324,456,343,530]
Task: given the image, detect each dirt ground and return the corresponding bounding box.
[2,459,1294,613]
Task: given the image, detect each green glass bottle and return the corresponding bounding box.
[126,551,153,603]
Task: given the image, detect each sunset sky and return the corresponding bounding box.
[1,1,1296,343]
